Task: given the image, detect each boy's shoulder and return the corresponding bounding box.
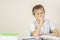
[44,19,49,22]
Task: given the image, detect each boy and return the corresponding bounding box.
[30,4,58,37]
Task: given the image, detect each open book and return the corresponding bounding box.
[22,35,60,40]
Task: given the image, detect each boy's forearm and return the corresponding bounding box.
[32,21,43,37]
[32,25,42,37]
[39,33,58,37]
[47,33,58,36]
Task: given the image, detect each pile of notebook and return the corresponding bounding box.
[22,38,53,40]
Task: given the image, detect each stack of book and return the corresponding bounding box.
[22,35,60,40]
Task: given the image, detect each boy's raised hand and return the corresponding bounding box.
[37,16,44,28]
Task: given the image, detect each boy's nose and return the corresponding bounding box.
[39,14,42,17]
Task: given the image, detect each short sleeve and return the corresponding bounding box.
[49,21,56,31]
[30,23,35,32]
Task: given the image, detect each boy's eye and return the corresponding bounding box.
[41,12,43,14]
[36,12,44,15]
[37,13,39,15]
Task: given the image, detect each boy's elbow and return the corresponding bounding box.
[32,32,39,37]
[53,28,59,37]
[55,32,59,36]
[53,31,59,37]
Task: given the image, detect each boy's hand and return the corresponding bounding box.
[37,17,44,26]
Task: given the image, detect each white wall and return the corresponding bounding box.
[0,0,60,37]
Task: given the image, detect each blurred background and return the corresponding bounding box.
[0,0,60,37]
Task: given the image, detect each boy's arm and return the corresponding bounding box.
[32,17,44,37]
[40,28,59,37]
[46,28,58,36]
[32,26,41,37]
[32,23,43,37]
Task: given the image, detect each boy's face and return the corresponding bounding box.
[34,8,45,20]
